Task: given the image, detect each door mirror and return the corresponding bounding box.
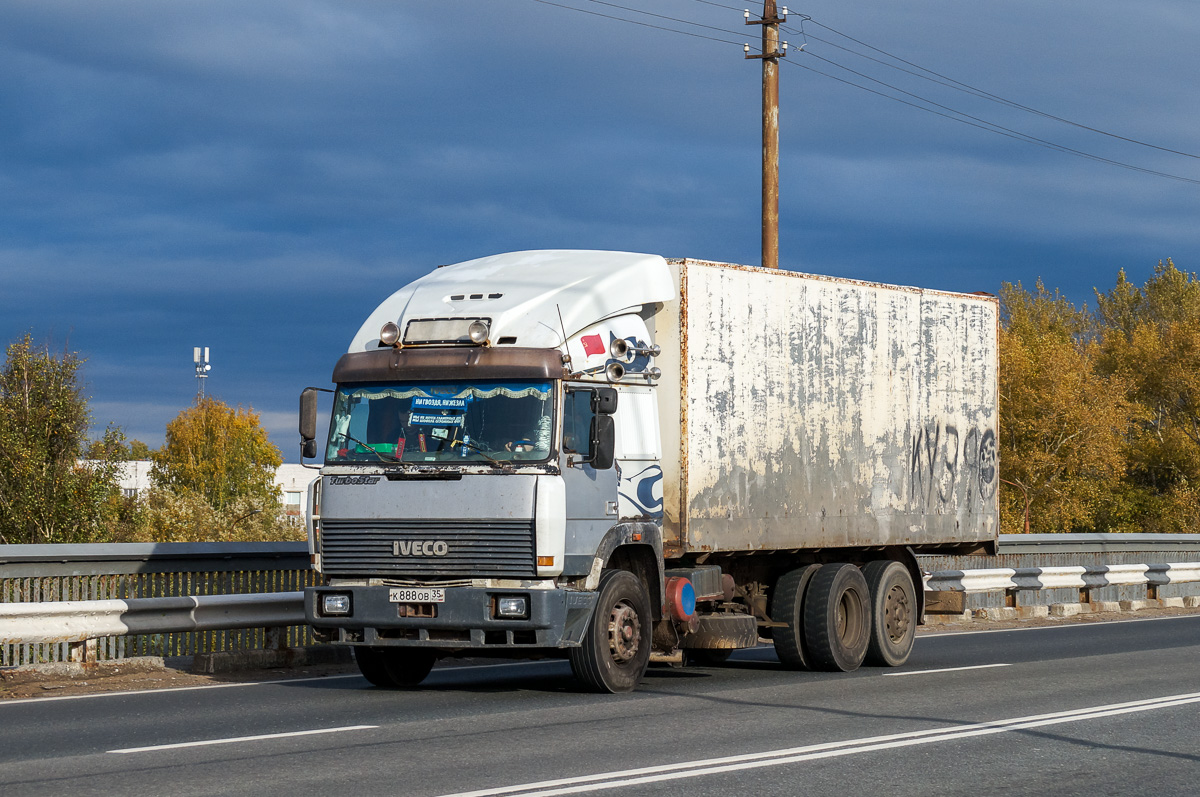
[591,387,618,415]
[299,387,319,456]
[589,414,615,470]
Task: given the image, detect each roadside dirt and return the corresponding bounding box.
[4,605,1199,701]
[0,658,358,702]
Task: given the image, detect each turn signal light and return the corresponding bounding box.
[537,556,555,567]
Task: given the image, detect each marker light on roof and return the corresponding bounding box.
[379,322,401,347]
[468,320,490,344]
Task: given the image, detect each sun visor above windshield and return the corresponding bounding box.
[332,347,566,384]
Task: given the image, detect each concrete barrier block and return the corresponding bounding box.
[1050,603,1083,617]
[924,610,971,624]
[1088,601,1122,613]
[1018,604,1050,619]
[973,607,1017,621]
[1160,597,1185,608]
[1120,600,1150,612]
[1185,596,1200,608]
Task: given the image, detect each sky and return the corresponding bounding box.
[2,0,1198,456]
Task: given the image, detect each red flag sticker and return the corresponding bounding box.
[581,334,605,357]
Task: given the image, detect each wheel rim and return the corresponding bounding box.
[836,590,866,646]
[883,584,911,644]
[608,599,641,663]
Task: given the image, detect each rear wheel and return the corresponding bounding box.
[770,564,821,670]
[569,570,652,693]
[354,646,436,688]
[862,560,917,667]
[803,563,871,672]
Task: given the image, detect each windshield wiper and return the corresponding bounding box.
[449,437,509,467]
[339,432,402,463]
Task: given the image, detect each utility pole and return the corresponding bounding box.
[745,3,788,269]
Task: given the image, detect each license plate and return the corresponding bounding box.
[389,588,445,603]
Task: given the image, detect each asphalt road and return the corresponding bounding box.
[2,615,1199,797]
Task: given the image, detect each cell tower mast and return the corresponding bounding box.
[193,347,211,399]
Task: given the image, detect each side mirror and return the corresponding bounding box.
[300,388,319,458]
[589,414,616,470]
[591,387,618,415]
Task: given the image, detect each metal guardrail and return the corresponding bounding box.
[3,560,1199,669]
[1,542,314,668]
[0,592,306,665]
[925,562,1200,597]
[0,592,304,645]
[0,542,308,578]
[4,536,1200,669]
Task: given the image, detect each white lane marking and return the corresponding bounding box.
[436,691,1200,797]
[108,725,378,754]
[884,663,1011,677]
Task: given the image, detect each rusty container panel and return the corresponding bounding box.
[659,259,998,554]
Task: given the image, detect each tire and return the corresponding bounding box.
[354,646,436,688]
[568,570,653,693]
[684,648,733,666]
[862,560,917,667]
[770,564,821,670]
[803,563,871,672]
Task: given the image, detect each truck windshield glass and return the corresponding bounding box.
[326,380,553,465]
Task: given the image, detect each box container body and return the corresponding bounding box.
[656,259,999,556]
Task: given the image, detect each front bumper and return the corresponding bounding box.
[304,585,597,649]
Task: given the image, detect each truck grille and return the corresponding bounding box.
[319,518,536,578]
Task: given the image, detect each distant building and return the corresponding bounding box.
[110,461,318,524]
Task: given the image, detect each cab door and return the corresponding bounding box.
[560,386,619,566]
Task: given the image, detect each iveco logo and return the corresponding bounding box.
[393,540,450,557]
[329,475,380,485]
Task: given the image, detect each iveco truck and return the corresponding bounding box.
[300,250,998,692]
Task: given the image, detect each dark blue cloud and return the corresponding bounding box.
[1,0,1198,452]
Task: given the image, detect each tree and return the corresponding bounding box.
[0,335,124,544]
[997,282,1131,533]
[85,436,153,460]
[1095,260,1200,532]
[151,396,283,511]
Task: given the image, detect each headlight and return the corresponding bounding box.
[495,596,528,619]
[321,594,351,616]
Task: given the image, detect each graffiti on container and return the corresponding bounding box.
[910,421,997,509]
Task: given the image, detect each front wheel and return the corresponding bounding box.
[354,647,437,688]
[569,570,652,693]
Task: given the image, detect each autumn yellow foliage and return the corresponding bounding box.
[151,396,282,511]
[1001,260,1200,534]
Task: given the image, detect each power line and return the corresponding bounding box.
[786,17,1200,161]
[681,0,1200,161]
[528,0,743,46]
[527,0,1200,185]
[578,0,746,39]
[786,53,1200,185]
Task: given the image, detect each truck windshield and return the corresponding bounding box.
[326,380,553,465]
